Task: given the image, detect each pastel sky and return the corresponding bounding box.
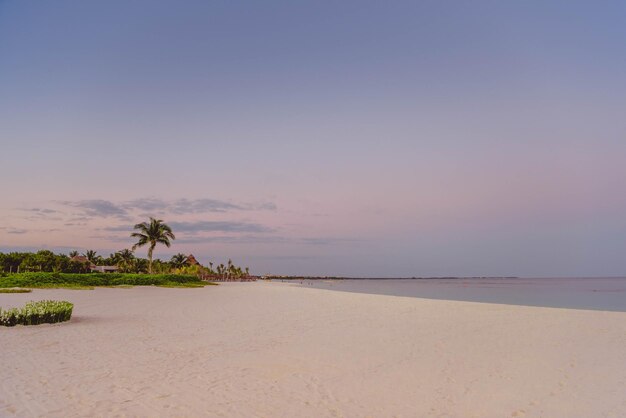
[1,1,625,277]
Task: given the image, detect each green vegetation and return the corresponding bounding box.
[0,249,253,281]
[0,288,32,293]
[131,217,176,274]
[0,273,209,289]
[156,281,218,288]
[2,214,252,281]
[1,300,73,327]
[0,250,92,274]
[210,258,251,281]
[0,218,255,294]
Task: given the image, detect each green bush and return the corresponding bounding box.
[0,273,204,289]
[0,300,73,327]
[0,288,31,293]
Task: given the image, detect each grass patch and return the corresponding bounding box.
[36,284,95,290]
[1,300,73,327]
[0,273,205,289]
[0,288,32,293]
[156,281,218,288]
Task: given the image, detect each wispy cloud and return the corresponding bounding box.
[174,235,358,245]
[88,234,134,243]
[100,225,138,232]
[61,199,129,219]
[55,197,276,219]
[0,227,28,235]
[175,235,287,244]
[0,245,78,253]
[18,207,63,221]
[121,198,170,212]
[123,197,276,214]
[66,216,91,223]
[169,221,274,234]
[23,208,59,214]
[103,220,274,234]
[169,199,243,214]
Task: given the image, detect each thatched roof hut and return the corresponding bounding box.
[187,254,200,266]
[70,255,94,268]
[70,255,118,273]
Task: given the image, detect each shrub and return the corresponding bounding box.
[0,300,73,327]
[0,288,31,293]
[0,273,203,289]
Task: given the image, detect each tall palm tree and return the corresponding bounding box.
[69,250,79,258]
[227,259,233,280]
[131,218,175,274]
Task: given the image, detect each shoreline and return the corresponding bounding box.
[2,282,626,417]
[285,277,626,313]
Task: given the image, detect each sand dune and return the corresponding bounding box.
[1,282,626,417]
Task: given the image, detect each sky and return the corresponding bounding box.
[1,1,625,277]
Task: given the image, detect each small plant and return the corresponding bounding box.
[0,300,74,327]
[0,288,31,293]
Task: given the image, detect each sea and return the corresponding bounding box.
[286,277,626,312]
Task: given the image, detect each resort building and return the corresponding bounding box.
[91,265,119,273]
[70,255,118,273]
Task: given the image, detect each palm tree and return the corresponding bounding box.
[117,249,134,262]
[134,258,149,274]
[116,249,135,272]
[217,263,225,279]
[131,217,175,274]
[227,259,233,280]
[106,252,121,265]
[170,253,188,269]
[69,250,79,258]
[83,250,98,264]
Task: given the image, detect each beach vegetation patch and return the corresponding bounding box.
[0,288,32,293]
[156,281,218,288]
[0,273,204,289]
[0,300,73,327]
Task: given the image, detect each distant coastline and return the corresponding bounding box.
[265,275,519,280]
[275,276,626,312]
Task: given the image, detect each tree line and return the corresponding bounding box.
[0,249,182,274]
[0,217,253,280]
[0,250,251,280]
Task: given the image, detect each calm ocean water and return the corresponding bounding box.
[289,277,626,312]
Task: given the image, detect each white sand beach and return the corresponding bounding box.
[2,282,626,417]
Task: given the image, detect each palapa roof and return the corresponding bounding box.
[70,255,96,268]
[187,254,200,265]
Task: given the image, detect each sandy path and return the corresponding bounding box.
[1,282,626,417]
